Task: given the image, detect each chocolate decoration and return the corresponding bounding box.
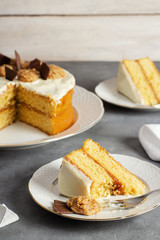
[53,200,73,214]
[0,54,11,65]
[40,62,50,80]
[15,50,21,70]
[29,58,41,71]
[5,67,17,81]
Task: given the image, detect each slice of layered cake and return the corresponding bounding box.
[0,54,17,130]
[117,57,160,105]
[58,139,146,198]
[0,78,16,130]
[0,52,75,135]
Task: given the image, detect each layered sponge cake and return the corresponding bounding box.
[58,139,146,198]
[117,57,160,105]
[0,52,75,135]
[0,78,17,130]
[17,69,75,135]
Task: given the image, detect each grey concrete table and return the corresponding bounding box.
[1,62,160,240]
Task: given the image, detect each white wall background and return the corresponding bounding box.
[0,0,160,61]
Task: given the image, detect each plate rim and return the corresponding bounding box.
[0,85,104,149]
[95,78,160,110]
[28,154,160,221]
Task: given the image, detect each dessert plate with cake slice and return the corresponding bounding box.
[0,86,104,149]
[95,78,160,110]
[0,52,104,149]
[28,153,160,221]
[95,58,160,110]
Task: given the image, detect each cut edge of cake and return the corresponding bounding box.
[58,139,146,199]
[0,81,17,130]
[117,58,159,106]
[82,139,146,196]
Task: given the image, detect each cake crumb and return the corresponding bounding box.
[66,196,101,216]
[48,64,66,79]
[18,69,40,82]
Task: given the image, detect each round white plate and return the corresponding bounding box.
[28,154,160,221]
[0,86,104,149]
[95,78,160,110]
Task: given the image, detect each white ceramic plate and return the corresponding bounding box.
[0,86,104,149]
[95,78,160,110]
[28,154,160,221]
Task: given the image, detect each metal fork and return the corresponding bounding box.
[99,188,160,209]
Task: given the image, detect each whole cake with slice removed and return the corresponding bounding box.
[0,51,75,135]
[58,139,146,198]
[117,57,160,106]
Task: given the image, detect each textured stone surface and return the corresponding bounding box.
[1,62,160,240]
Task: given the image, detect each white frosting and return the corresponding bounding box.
[139,124,160,161]
[117,62,145,104]
[58,158,93,197]
[0,70,75,101]
[18,70,75,101]
[0,77,16,95]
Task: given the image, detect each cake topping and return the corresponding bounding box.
[66,196,101,215]
[15,50,21,71]
[0,64,13,77]
[5,67,17,80]
[0,51,68,82]
[0,54,11,65]
[53,200,73,214]
[21,61,29,69]
[40,62,50,80]
[48,64,66,79]
[10,58,26,70]
[18,69,40,82]
[29,58,41,71]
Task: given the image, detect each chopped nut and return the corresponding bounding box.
[66,196,101,216]
[10,58,16,66]
[47,64,66,79]
[21,61,30,69]
[10,58,26,70]
[0,64,13,77]
[18,69,40,82]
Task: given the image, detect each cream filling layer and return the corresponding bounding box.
[117,62,145,104]
[58,158,93,197]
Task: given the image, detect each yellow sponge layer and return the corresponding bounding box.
[65,149,121,198]
[123,59,158,105]
[17,103,74,135]
[83,139,146,196]
[138,57,160,102]
[0,84,16,130]
[0,84,16,109]
[0,106,16,130]
[17,85,74,116]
